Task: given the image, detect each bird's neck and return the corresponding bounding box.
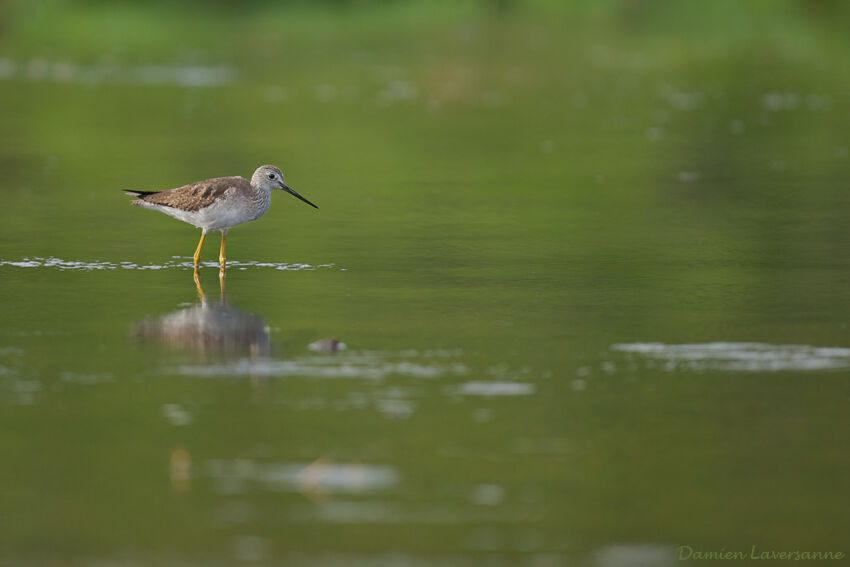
[249,183,271,197]
[249,184,272,210]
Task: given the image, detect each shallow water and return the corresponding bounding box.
[2,5,850,566]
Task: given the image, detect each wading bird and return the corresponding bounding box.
[124,165,318,269]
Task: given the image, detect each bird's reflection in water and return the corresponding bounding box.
[133,270,269,360]
[170,445,192,493]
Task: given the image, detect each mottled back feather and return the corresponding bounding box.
[133,176,250,212]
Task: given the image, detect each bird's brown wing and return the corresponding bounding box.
[139,176,249,212]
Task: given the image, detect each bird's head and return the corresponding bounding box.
[252,164,318,209]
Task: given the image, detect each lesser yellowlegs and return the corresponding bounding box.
[124,165,318,269]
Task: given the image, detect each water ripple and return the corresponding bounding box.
[447,381,536,397]
[172,351,468,380]
[0,58,235,87]
[612,342,850,372]
[0,256,336,271]
[205,459,399,495]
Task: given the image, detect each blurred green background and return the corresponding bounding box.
[1,1,849,565]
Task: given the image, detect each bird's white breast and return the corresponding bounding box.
[152,187,271,231]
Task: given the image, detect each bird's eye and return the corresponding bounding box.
[267,173,275,180]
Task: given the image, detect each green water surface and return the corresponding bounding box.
[1,2,849,565]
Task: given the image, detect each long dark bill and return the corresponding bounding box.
[283,184,319,209]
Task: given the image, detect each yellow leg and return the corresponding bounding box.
[219,265,226,297]
[219,231,227,269]
[193,231,207,268]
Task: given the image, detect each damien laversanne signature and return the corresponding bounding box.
[679,545,845,561]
